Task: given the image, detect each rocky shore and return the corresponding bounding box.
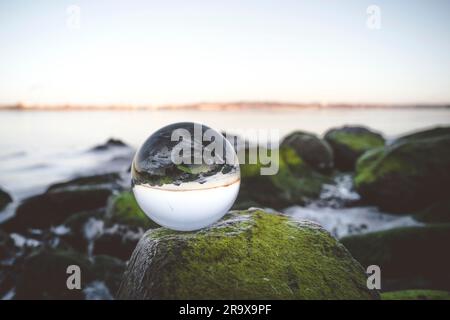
[1,125,449,300]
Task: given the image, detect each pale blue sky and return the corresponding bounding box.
[1,0,449,106]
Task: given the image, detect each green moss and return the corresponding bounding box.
[280,131,333,173]
[237,146,330,209]
[381,289,450,300]
[120,210,378,299]
[329,131,384,152]
[353,134,450,212]
[108,191,159,229]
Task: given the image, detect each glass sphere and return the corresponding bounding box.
[131,122,240,231]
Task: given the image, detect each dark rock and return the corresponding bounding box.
[91,255,125,295]
[90,138,129,151]
[235,147,331,209]
[281,131,334,173]
[0,187,12,211]
[341,225,450,291]
[354,127,450,212]
[61,210,105,253]
[0,230,15,261]
[324,126,385,171]
[118,209,378,300]
[93,225,142,261]
[14,248,95,299]
[46,173,122,193]
[1,189,112,233]
[415,199,450,224]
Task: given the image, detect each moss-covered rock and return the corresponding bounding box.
[1,189,112,233]
[324,126,385,171]
[281,131,334,173]
[341,225,450,291]
[381,289,450,300]
[0,187,12,211]
[106,191,159,230]
[235,147,331,209]
[394,126,450,144]
[118,209,379,300]
[354,128,450,212]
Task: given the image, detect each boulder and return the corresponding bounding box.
[61,210,105,253]
[341,225,450,291]
[14,248,94,299]
[281,131,334,173]
[90,138,129,151]
[235,147,331,209]
[93,226,142,261]
[0,187,12,211]
[1,189,112,233]
[118,209,378,300]
[415,199,450,224]
[46,173,122,193]
[13,247,125,299]
[354,127,450,212]
[324,126,385,171]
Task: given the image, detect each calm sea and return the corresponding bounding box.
[0,108,449,200]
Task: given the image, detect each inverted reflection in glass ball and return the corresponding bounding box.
[132,122,240,231]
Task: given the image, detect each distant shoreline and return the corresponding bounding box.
[0,102,449,112]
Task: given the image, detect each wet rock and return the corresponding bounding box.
[324,126,385,171]
[118,209,378,300]
[61,210,105,253]
[14,248,94,299]
[341,225,450,291]
[93,225,142,261]
[13,247,125,299]
[90,138,129,151]
[354,127,450,212]
[91,255,125,295]
[415,199,450,224]
[1,189,112,233]
[46,173,123,193]
[281,131,334,173]
[235,147,331,209]
[0,230,15,261]
[0,187,12,211]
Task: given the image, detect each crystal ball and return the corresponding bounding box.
[131,122,240,231]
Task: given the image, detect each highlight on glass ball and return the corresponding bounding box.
[131,122,241,231]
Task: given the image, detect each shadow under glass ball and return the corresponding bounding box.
[132,122,240,231]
